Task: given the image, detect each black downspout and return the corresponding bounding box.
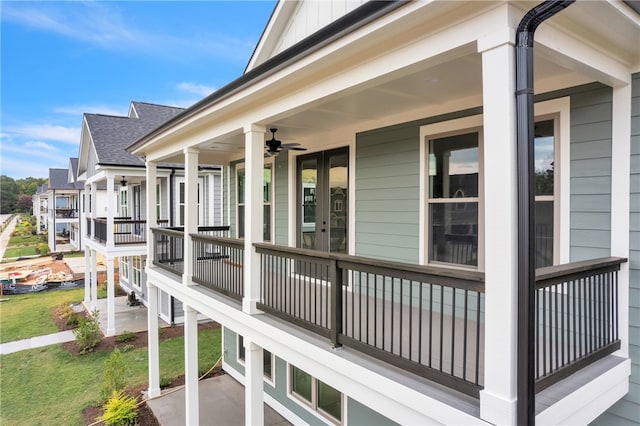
[169,168,176,327]
[515,1,574,425]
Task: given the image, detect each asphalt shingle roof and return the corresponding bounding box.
[48,168,76,190]
[86,102,184,167]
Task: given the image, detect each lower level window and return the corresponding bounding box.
[290,365,342,423]
[121,256,129,280]
[132,256,142,288]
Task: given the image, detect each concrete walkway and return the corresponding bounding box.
[0,330,76,355]
[0,215,18,260]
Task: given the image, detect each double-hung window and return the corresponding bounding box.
[534,119,555,267]
[237,163,272,241]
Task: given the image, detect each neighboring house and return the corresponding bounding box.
[33,184,49,234]
[41,163,85,252]
[77,101,223,336]
[128,1,639,425]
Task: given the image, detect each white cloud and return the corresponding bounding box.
[177,82,217,97]
[4,124,79,145]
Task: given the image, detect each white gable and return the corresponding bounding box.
[246,0,366,71]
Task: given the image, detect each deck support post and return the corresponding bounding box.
[146,160,158,265]
[478,27,519,425]
[90,248,98,311]
[242,124,266,314]
[183,148,199,286]
[147,282,161,398]
[245,339,264,425]
[106,255,116,336]
[184,304,199,425]
[84,246,91,304]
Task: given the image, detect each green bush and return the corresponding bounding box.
[66,314,81,327]
[115,331,137,343]
[96,390,138,426]
[37,243,50,256]
[160,376,172,388]
[101,348,127,402]
[73,309,102,354]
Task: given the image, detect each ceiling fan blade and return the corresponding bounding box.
[282,142,301,147]
[285,146,307,151]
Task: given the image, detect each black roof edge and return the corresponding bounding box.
[127,0,407,153]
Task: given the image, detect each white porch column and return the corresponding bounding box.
[183,303,199,425]
[245,339,264,425]
[183,148,199,286]
[90,183,97,237]
[478,28,519,425]
[106,255,116,336]
[243,124,265,314]
[146,161,158,265]
[91,248,98,311]
[611,84,631,357]
[106,175,115,249]
[84,247,91,304]
[147,282,161,398]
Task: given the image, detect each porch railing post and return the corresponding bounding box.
[330,258,343,348]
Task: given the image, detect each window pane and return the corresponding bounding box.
[238,335,245,361]
[535,200,554,267]
[318,380,342,421]
[263,350,272,379]
[263,205,271,241]
[238,170,245,204]
[429,133,478,199]
[238,206,245,239]
[291,366,312,403]
[264,166,271,203]
[535,120,554,196]
[429,203,478,266]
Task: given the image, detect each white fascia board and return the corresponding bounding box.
[535,359,630,425]
[147,268,487,425]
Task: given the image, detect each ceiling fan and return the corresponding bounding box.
[265,128,306,156]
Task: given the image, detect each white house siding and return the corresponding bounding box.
[593,73,640,426]
[274,0,365,57]
[274,152,289,245]
[222,327,398,426]
[86,147,99,179]
[213,172,222,225]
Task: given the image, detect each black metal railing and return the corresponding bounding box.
[254,243,485,397]
[54,208,79,218]
[192,231,243,300]
[93,218,147,245]
[534,256,625,391]
[152,227,185,276]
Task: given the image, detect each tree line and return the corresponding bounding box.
[0,175,48,214]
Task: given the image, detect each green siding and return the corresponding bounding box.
[569,84,613,261]
[593,73,640,425]
[347,398,399,426]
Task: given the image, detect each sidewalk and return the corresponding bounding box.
[0,330,76,355]
[0,215,18,260]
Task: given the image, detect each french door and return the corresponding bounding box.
[296,148,349,253]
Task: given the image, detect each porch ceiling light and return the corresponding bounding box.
[120,176,127,187]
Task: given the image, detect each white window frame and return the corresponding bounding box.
[176,176,204,226]
[419,98,569,269]
[132,255,142,289]
[287,364,344,425]
[119,187,128,218]
[236,159,274,241]
[121,256,129,280]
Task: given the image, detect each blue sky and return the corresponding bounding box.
[0,1,276,179]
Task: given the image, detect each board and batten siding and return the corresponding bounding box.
[274,152,289,245]
[569,84,613,261]
[593,74,640,426]
[355,125,421,263]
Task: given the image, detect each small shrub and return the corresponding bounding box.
[119,344,135,353]
[115,331,137,343]
[96,390,138,426]
[37,243,50,256]
[56,303,74,319]
[73,309,102,354]
[101,348,128,401]
[66,314,81,327]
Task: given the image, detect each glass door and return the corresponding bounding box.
[297,148,348,253]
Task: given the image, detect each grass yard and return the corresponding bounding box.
[0,327,222,425]
[0,288,84,343]
[2,246,38,258]
[7,234,46,246]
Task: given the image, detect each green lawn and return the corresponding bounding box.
[3,246,39,258]
[7,234,45,246]
[0,288,84,343]
[0,327,222,425]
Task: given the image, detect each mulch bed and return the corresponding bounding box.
[52,305,220,425]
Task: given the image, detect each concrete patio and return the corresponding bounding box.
[89,295,169,335]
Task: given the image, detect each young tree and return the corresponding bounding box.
[0,175,19,213]
[16,194,33,212]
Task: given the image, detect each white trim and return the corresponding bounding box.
[235,158,274,241]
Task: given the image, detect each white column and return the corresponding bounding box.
[183,148,199,286]
[146,161,158,265]
[84,247,91,304]
[147,282,161,398]
[106,256,116,336]
[90,183,97,237]
[478,28,518,425]
[183,304,199,425]
[243,124,265,314]
[106,176,115,249]
[91,248,98,311]
[245,339,264,426]
[611,84,631,357]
